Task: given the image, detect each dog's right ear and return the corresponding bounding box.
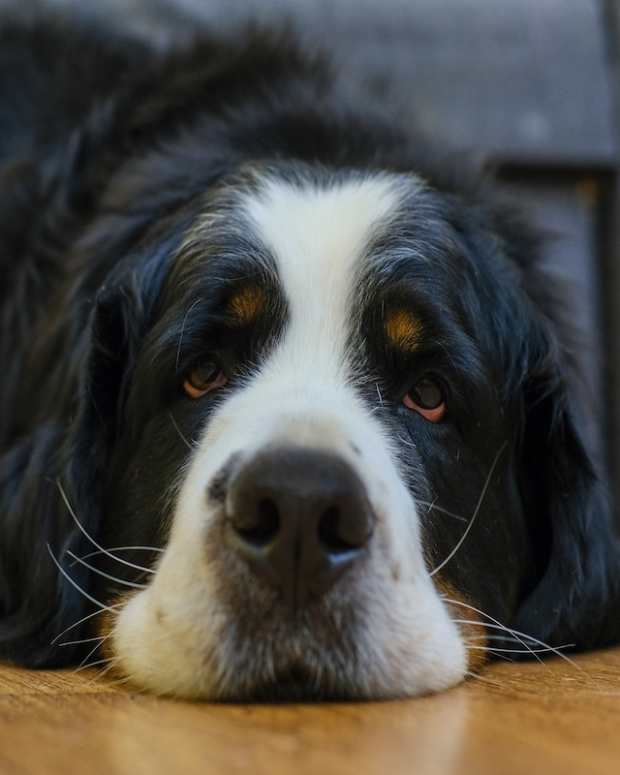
[0,238,171,668]
[0,430,82,667]
[0,424,101,667]
[0,294,127,668]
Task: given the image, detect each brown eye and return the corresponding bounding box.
[183,362,227,399]
[403,377,446,422]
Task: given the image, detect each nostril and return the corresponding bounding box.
[318,505,364,555]
[226,449,376,607]
[232,497,280,547]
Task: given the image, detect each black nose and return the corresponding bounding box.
[224,447,375,609]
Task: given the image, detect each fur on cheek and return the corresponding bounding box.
[97,591,140,688]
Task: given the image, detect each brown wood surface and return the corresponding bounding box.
[0,648,619,775]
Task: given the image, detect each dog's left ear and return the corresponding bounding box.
[510,306,620,651]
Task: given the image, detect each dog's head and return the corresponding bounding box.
[2,160,619,700]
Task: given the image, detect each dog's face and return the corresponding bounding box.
[4,156,616,701]
[85,165,539,699]
[2,23,619,702]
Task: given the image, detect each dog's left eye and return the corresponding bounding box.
[183,361,228,399]
[403,377,446,422]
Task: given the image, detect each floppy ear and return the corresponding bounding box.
[511,324,620,650]
[0,257,163,668]
[0,427,89,667]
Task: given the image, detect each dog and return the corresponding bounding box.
[1,16,619,701]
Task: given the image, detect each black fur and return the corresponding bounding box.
[1,15,619,680]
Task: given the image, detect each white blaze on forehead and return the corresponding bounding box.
[243,175,407,378]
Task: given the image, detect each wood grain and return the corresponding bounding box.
[1,649,619,775]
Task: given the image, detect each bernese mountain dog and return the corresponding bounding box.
[1,15,619,701]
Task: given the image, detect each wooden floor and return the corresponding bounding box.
[1,649,619,775]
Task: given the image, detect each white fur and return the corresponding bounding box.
[112,173,466,699]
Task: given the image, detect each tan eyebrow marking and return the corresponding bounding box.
[228,285,266,325]
[384,308,422,351]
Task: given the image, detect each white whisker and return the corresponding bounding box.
[468,645,573,655]
[70,545,164,566]
[418,499,468,523]
[466,634,525,645]
[82,657,125,690]
[76,638,108,671]
[464,670,503,688]
[456,618,543,663]
[57,636,106,648]
[444,595,545,662]
[429,441,508,577]
[169,411,195,451]
[175,299,201,372]
[375,383,384,407]
[67,551,149,588]
[46,544,118,615]
[447,597,579,662]
[103,672,148,693]
[75,656,121,675]
[51,604,122,646]
[453,617,580,669]
[56,480,154,574]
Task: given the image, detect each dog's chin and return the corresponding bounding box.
[223,664,343,703]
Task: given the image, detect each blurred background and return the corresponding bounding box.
[3,0,620,524]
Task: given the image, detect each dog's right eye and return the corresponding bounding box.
[403,376,446,422]
[183,362,228,399]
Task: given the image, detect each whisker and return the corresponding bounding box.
[104,674,134,688]
[468,633,574,648]
[56,480,154,574]
[169,411,195,451]
[480,650,515,662]
[175,299,201,372]
[464,631,537,642]
[456,618,542,662]
[396,434,416,450]
[75,656,121,675]
[76,638,108,671]
[51,605,122,646]
[468,645,574,655]
[57,635,107,648]
[46,544,118,615]
[446,595,579,663]
[67,551,149,588]
[453,618,580,669]
[466,634,524,645]
[375,383,384,407]
[81,658,126,690]
[430,441,508,577]
[464,670,503,688]
[70,546,164,566]
[97,661,122,681]
[444,595,544,662]
[417,499,468,523]
[103,673,149,694]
